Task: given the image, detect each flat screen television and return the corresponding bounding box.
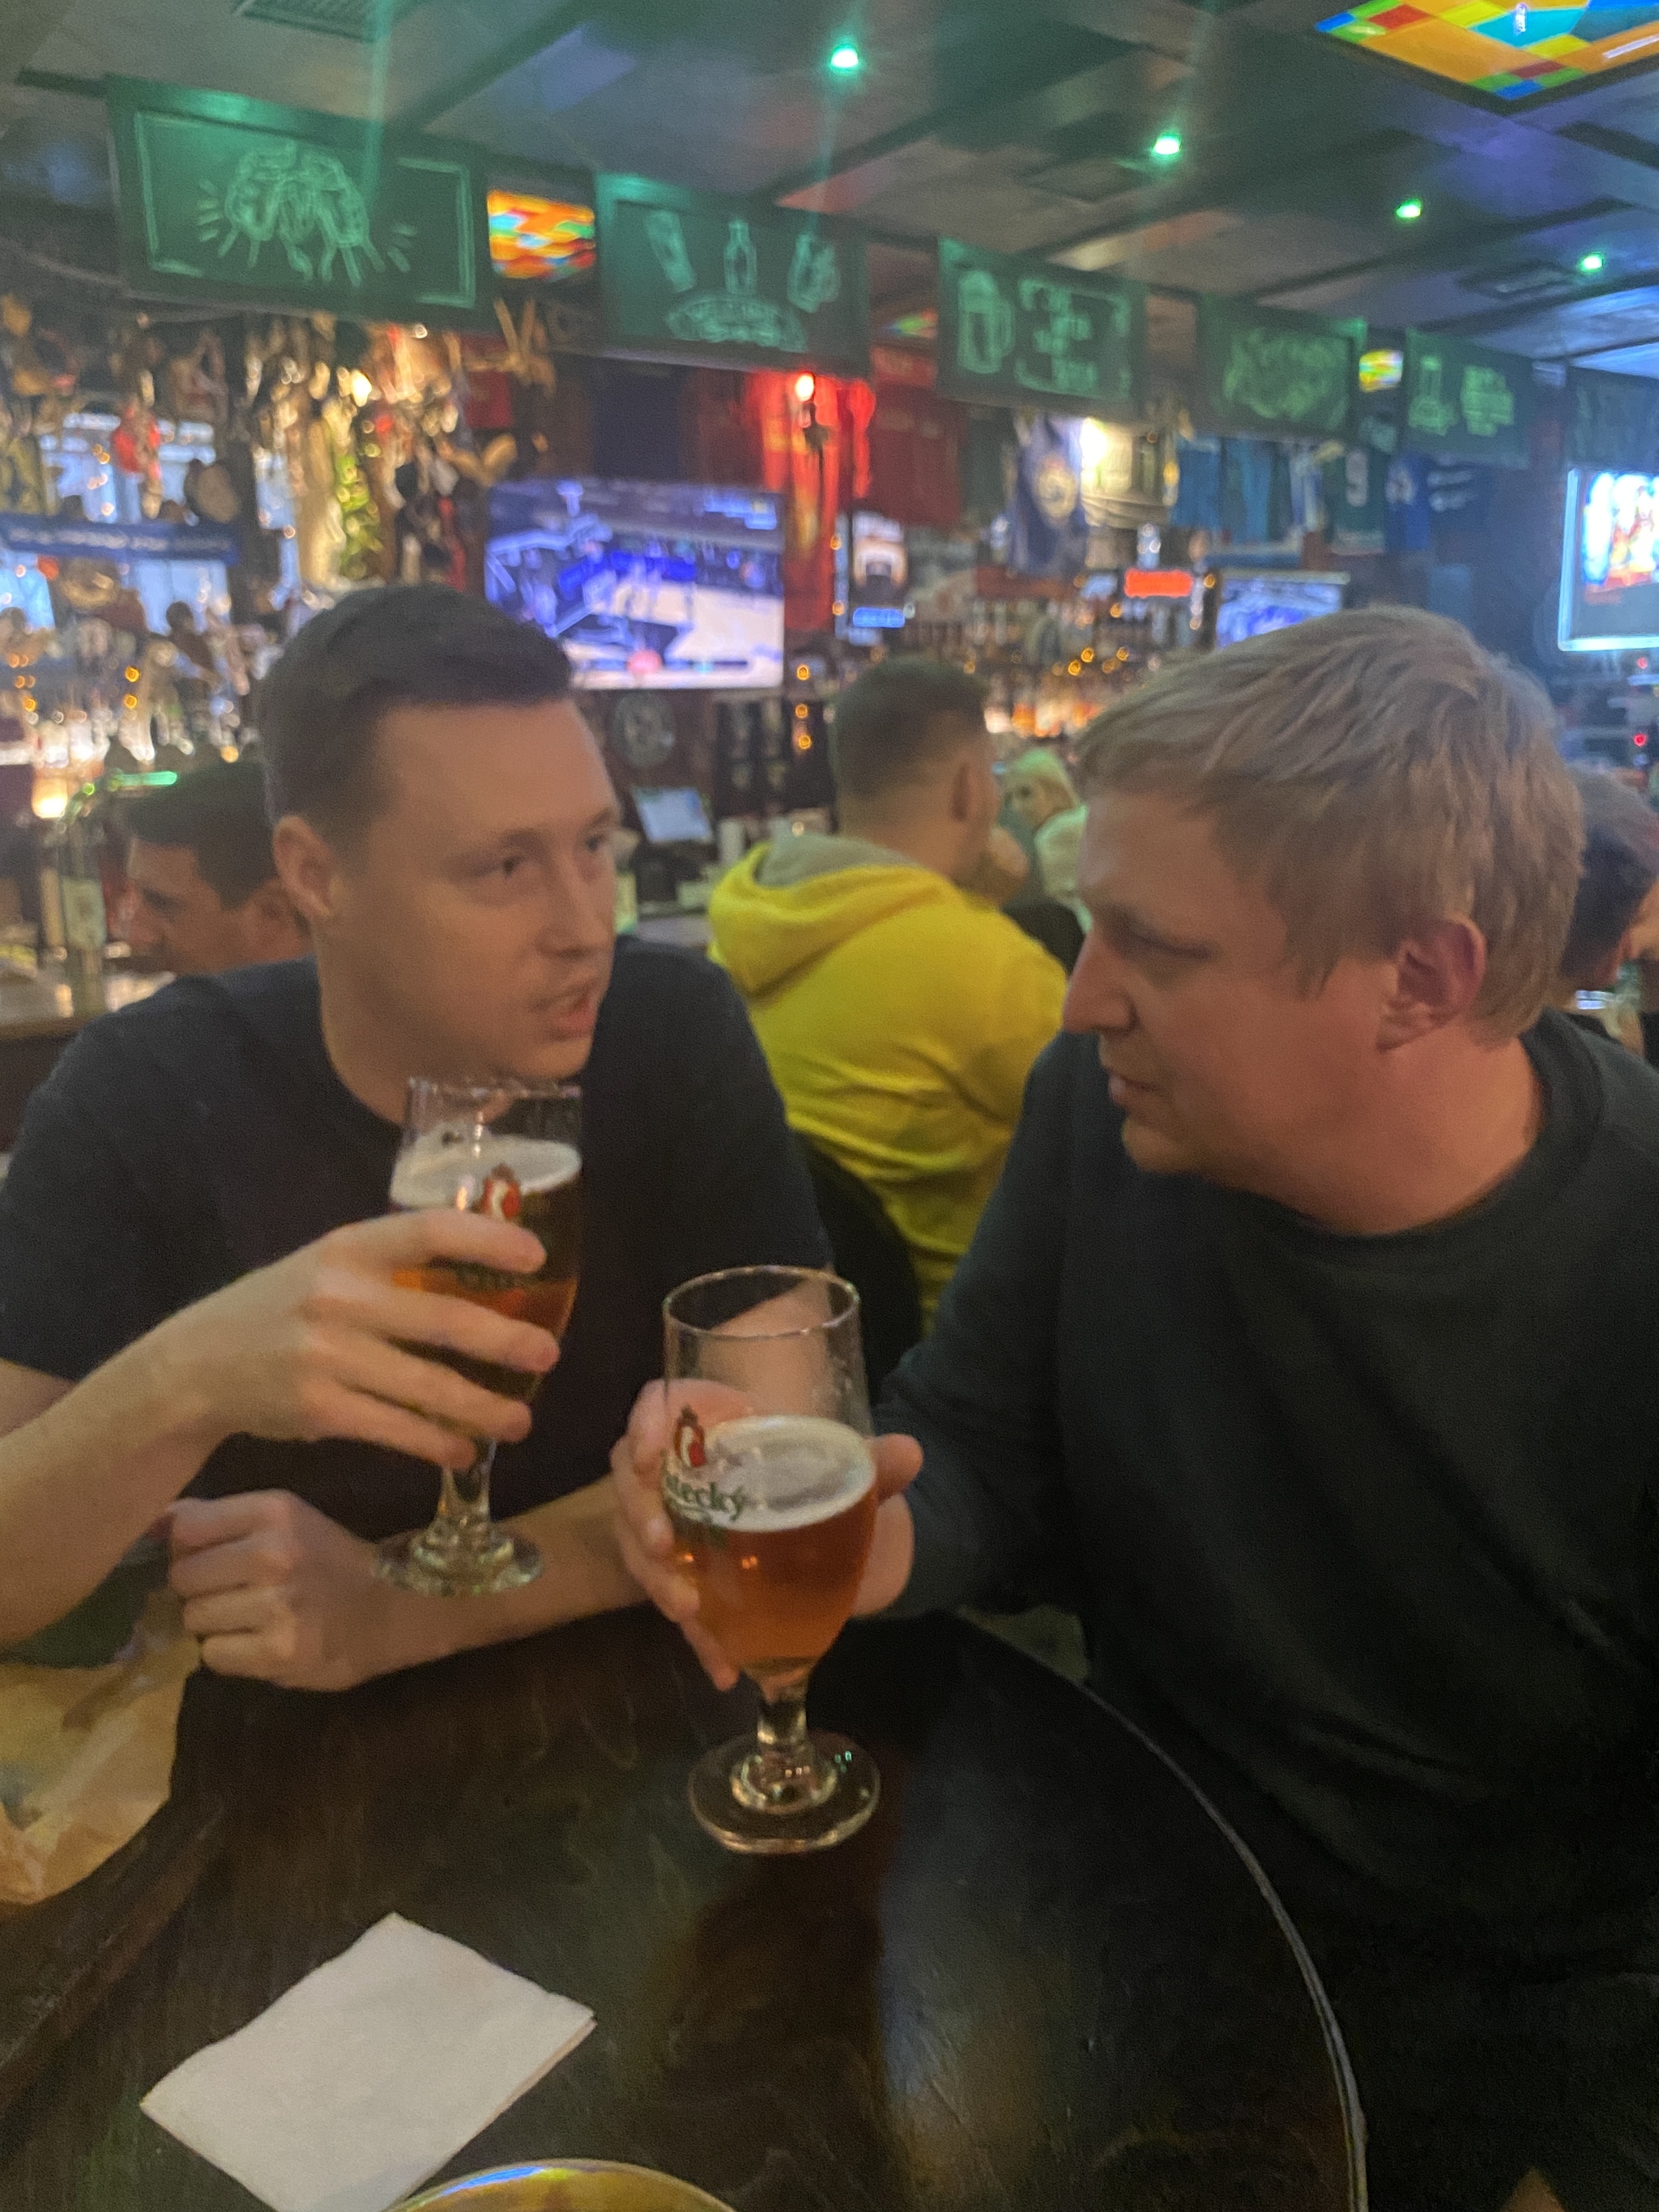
[1214,571,1346,650]
[485,479,785,690]
[1558,469,1659,654]
[633,786,713,845]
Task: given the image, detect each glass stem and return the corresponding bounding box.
[435,1439,497,1545]
[756,1677,811,1758]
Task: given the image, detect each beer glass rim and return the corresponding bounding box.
[407,1076,582,1102]
[663,1264,861,1343]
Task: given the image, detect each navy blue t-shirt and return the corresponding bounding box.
[0,940,827,1538]
[886,1009,1659,1950]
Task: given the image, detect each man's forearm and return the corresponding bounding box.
[0,1331,226,1644]
[363,1477,645,1676]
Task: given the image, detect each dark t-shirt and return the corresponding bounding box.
[0,942,828,1538]
[885,1009,1659,1953]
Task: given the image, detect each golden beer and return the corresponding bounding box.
[663,1412,877,1690]
[390,1132,582,1400]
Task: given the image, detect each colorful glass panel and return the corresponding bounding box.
[1318,0,1659,98]
[487,191,595,283]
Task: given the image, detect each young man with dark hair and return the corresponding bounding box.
[0,584,825,1683]
[122,760,309,977]
[708,658,1065,1317]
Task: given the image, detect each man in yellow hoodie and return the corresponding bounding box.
[709,658,1067,1319]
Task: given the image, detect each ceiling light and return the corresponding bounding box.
[1151,131,1181,160]
[828,39,862,71]
[1394,198,1423,221]
[1579,250,1605,274]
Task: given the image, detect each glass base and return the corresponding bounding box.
[373,1521,542,1598]
[689,1729,879,1855]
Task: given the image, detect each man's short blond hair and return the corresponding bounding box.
[1076,607,1582,1037]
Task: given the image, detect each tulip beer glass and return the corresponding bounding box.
[663,1266,880,1853]
[376,1078,582,1598]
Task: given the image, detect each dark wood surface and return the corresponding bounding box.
[0,1610,1365,2211]
[0,1792,224,2116]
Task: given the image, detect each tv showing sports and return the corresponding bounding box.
[484,479,785,689]
[1214,571,1346,650]
[1559,469,1659,654]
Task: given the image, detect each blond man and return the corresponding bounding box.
[621,610,1657,2212]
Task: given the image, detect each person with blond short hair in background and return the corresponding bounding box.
[623,609,1659,2212]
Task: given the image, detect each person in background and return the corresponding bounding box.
[164,600,219,680]
[1004,745,1089,929]
[120,759,309,978]
[627,612,1659,2212]
[0,585,825,1685]
[1554,766,1659,1062]
[708,658,1067,1319]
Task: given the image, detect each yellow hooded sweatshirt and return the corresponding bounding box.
[709,833,1068,1319]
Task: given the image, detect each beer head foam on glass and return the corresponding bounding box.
[376,1079,582,1598]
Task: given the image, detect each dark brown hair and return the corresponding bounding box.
[255,585,573,842]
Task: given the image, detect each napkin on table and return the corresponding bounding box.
[142,1912,594,2212]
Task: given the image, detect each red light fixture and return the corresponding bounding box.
[794,373,817,403]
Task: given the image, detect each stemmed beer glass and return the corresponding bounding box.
[375,1078,582,1599]
[662,1266,881,1854]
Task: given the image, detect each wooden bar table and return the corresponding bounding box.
[0,1610,1366,2212]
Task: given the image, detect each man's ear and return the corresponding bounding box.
[1376,916,1487,1048]
[946,752,977,825]
[271,813,343,927]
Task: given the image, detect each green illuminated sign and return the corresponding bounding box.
[935,239,1145,417]
[107,78,493,325]
[1198,300,1363,438]
[596,174,868,374]
[1401,331,1531,467]
[1566,364,1659,474]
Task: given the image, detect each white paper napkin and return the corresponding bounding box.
[141,1913,595,2212]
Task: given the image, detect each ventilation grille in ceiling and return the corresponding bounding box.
[232,0,434,41]
[1463,262,1573,301]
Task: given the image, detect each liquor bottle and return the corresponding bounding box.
[46,787,107,1012]
[36,816,66,957]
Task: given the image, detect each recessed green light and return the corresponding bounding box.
[828,39,862,71]
[1580,250,1605,273]
[1151,130,1182,159]
[1394,198,1423,220]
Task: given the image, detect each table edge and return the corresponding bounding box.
[1067,1664,1370,2212]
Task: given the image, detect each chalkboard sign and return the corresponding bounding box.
[1401,332,1531,467]
[1566,364,1659,474]
[596,175,868,375]
[1197,301,1363,438]
[107,78,493,326]
[935,239,1145,418]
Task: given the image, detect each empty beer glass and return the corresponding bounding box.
[662,1266,881,1853]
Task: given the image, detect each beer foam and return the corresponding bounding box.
[390,1132,580,1211]
[687,1413,874,1531]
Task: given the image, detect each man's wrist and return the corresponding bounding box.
[127,1309,236,1460]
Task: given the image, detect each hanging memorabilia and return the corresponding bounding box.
[746,369,847,631]
[1008,415,1089,578]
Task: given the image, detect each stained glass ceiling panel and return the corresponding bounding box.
[1317,0,1659,100]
